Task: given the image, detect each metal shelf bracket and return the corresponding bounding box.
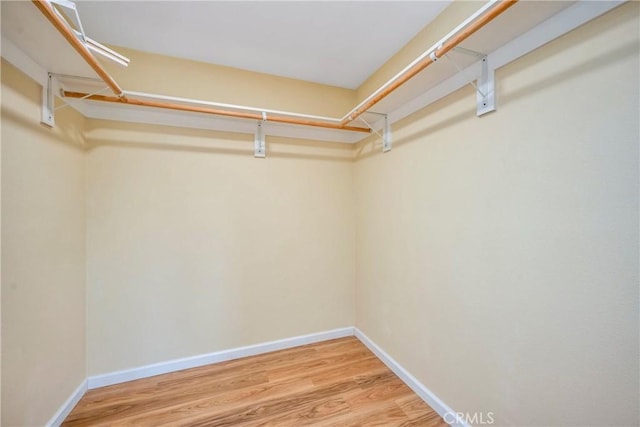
[254,112,266,158]
[41,73,55,127]
[359,111,392,153]
[447,48,495,117]
[382,114,392,153]
[477,56,495,116]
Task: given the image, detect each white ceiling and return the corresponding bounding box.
[73,1,452,89]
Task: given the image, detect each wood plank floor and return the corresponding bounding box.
[63,337,447,426]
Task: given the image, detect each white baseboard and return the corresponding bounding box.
[88,326,355,389]
[354,328,469,427]
[45,379,88,427]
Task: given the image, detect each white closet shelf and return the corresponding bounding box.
[1,0,624,144]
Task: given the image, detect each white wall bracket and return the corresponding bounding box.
[41,73,55,127]
[452,46,485,58]
[476,56,495,116]
[254,113,266,158]
[445,48,496,117]
[50,0,87,42]
[359,112,392,153]
[382,114,392,153]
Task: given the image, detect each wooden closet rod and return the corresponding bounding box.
[32,0,124,97]
[37,0,517,133]
[61,91,371,133]
[340,0,518,126]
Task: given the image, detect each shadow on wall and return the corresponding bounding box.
[498,40,639,108]
[0,106,85,152]
[353,86,477,162]
[84,31,638,165]
[354,11,639,163]
[1,66,86,151]
[84,121,356,163]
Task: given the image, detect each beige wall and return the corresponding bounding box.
[1,60,87,426]
[354,3,639,426]
[84,121,355,375]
